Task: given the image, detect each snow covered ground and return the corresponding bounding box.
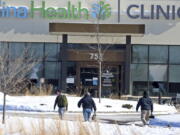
[0,92,177,114]
[0,92,180,135]
[0,114,180,135]
[0,116,180,135]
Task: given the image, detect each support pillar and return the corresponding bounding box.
[125,35,131,94]
[61,34,68,92]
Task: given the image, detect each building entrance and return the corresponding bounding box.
[62,43,127,96]
[77,62,123,97]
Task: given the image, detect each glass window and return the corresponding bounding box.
[169,83,180,93]
[169,46,180,64]
[67,62,76,76]
[29,62,43,80]
[67,44,125,50]
[132,45,148,63]
[131,64,148,81]
[149,82,167,96]
[149,65,167,81]
[27,43,44,60]
[132,82,148,96]
[9,42,25,59]
[46,79,59,91]
[0,42,8,57]
[169,65,180,82]
[45,62,60,79]
[149,46,168,63]
[67,44,90,50]
[66,62,76,93]
[108,44,125,50]
[45,43,60,61]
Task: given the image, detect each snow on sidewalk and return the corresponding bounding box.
[150,114,180,127]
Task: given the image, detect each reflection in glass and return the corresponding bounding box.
[169,65,180,82]
[132,82,148,96]
[45,43,60,61]
[27,43,43,60]
[131,64,148,81]
[45,62,60,79]
[169,46,180,64]
[149,82,167,96]
[30,63,42,80]
[0,42,8,57]
[149,46,168,63]
[149,65,167,81]
[29,62,43,82]
[132,45,148,63]
[9,42,25,59]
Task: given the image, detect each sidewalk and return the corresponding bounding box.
[1,110,178,124]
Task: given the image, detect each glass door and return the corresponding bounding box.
[101,65,121,97]
[80,67,98,97]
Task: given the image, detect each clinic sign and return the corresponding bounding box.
[0,0,178,21]
[0,0,111,20]
[127,4,180,20]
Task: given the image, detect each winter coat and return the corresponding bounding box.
[54,95,68,109]
[78,95,96,111]
[136,97,153,112]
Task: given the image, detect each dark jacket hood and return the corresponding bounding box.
[143,91,149,98]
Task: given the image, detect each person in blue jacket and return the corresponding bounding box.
[136,91,153,125]
[78,92,96,121]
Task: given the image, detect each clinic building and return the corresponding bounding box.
[0,0,180,97]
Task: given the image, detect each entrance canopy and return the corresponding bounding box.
[49,23,145,36]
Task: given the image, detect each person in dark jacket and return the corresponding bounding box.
[54,90,68,119]
[78,92,96,121]
[136,91,153,125]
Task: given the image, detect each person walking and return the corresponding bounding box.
[78,92,96,121]
[54,90,68,119]
[136,91,153,125]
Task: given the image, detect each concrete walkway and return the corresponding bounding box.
[1,111,177,124]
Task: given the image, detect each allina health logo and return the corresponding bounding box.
[0,0,111,20]
[91,1,111,20]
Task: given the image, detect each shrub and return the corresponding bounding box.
[24,84,53,96]
[122,104,133,109]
